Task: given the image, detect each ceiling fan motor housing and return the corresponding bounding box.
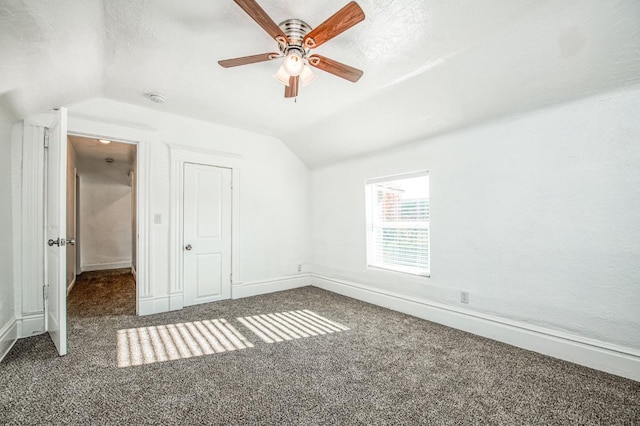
[279,19,312,57]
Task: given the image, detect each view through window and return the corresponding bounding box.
[365,172,430,276]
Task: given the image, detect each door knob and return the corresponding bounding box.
[66,239,75,246]
[185,244,192,251]
[48,238,60,246]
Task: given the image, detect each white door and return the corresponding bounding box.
[45,108,68,356]
[183,163,232,306]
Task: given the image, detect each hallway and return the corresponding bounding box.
[68,269,135,318]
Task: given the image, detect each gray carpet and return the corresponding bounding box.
[1,272,638,425]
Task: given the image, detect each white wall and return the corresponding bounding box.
[13,97,310,319]
[69,98,310,277]
[63,99,309,307]
[7,90,639,377]
[0,110,16,359]
[311,86,640,353]
[77,157,133,271]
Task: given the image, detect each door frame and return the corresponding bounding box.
[74,171,81,279]
[23,113,152,320]
[65,167,79,296]
[66,130,148,316]
[169,146,241,311]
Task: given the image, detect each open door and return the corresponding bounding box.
[45,108,68,356]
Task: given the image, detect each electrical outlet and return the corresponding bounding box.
[460,291,469,304]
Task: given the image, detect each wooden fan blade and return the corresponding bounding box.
[284,76,299,98]
[308,54,363,82]
[303,1,365,49]
[218,52,280,68]
[233,0,286,43]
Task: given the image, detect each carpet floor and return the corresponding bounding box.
[67,268,136,318]
[1,273,638,425]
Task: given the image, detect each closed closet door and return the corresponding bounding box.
[183,163,231,306]
[183,163,232,306]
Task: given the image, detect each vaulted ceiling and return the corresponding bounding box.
[1,0,639,167]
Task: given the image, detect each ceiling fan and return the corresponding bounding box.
[218,0,365,98]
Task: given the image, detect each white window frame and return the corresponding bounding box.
[365,171,430,277]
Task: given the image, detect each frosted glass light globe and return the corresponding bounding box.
[283,50,304,76]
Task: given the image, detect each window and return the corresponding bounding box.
[365,171,430,277]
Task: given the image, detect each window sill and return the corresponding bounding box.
[367,264,431,278]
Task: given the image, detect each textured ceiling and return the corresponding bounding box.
[1,0,640,167]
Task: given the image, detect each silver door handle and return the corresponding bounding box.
[185,244,192,251]
[66,239,75,246]
[48,238,60,246]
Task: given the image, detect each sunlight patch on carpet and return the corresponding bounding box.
[117,319,253,367]
[237,310,349,343]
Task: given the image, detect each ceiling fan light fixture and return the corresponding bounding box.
[274,65,291,86]
[300,65,317,87]
[218,1,365,98]
[283,49,304,76]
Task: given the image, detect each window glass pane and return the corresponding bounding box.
[366,172,430,276]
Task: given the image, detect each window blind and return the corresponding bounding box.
[365,172,430,276]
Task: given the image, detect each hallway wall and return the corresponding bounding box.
[77,157,133,272]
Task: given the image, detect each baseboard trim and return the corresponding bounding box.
[140,275,314,316]
[17,312,45,338]
[153,296,170,314]
[138,296,154,316]
[82,262,132,272]
[137,295,180,317]
[137,275,311,316]
[0,317,18,362]
[67,276,76,295]
[311,275,640,382]
[169,292,183,311]
[233,274,311,299]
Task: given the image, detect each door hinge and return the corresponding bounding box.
[43,284,48,301]
[44,128,50,148]
[230,273,232,283]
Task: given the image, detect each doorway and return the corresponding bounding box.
[66,135,137,316]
